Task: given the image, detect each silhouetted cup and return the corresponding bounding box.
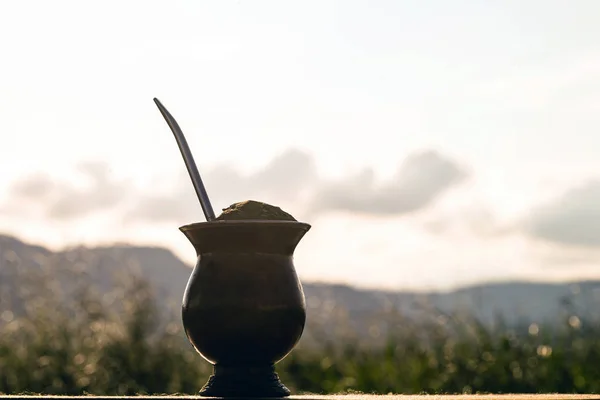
[180,220,311,397]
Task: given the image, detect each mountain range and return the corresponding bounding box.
[1,233,599,343]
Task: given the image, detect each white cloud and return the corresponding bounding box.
[523,180,600,248]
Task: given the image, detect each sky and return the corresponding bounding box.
[2,0,600,291]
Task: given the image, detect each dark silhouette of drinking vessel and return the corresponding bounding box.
[180,219,311,397]
[152,98,310,396]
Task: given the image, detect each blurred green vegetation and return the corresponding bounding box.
[1,263,600,395]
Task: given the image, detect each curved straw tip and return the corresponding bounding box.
[153,98,169,117]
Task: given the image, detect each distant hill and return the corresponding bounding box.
[2,233,599,342]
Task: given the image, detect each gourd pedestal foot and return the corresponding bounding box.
[199,364,290,398]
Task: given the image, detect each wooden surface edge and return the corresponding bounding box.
[0,396,598,398]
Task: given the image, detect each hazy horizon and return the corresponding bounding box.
[2,0,600,290]
[3,229,599,294]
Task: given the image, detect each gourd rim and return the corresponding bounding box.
[179,220,311,233]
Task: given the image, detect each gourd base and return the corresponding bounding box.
[199,364,290,398]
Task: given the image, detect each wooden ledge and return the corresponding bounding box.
[1,395,599,400]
